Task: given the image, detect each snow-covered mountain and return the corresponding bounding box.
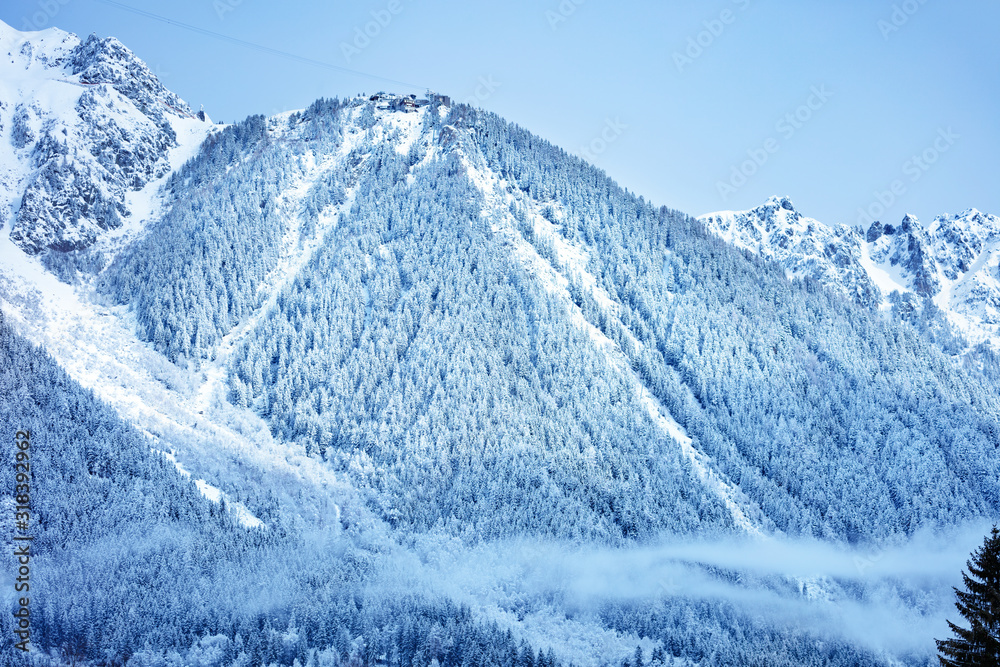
[699,196,882,309]
[869,209,1000,346]
[3,20,1000,667]
[701,197,1000,350]
[0,21,212,262]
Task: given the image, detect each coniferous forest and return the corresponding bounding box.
[103,99,1000,545]
[2,26,999,667]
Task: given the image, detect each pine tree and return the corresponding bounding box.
[937,525,1000,666]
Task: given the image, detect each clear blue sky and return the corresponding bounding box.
[4,0,998,226]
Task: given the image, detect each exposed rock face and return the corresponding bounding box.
[700,196,882,310]
[1,24,198,255]
[868,210,1000,334]
[702,200,1000,350]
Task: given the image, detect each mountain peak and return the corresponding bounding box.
[700,198,881,309]
[3,23,211,260]
[0,16,69,41]
[934,208,1000,237]
[762,195,796,212]
[0,19,78,72]
[69,31,192,117]
[704,200,1000,349]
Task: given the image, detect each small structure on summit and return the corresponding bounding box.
[367,91,449,112]
[428,91,451,106]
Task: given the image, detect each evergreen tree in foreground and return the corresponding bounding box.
[937,526,1000,666]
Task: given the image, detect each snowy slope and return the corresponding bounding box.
[0,88,481,547]
[0,19,213,258]
[700,197,882,309]
[0,21,299,530]
[870,209,1000,347]
[701,198,1000,350]
[0,86,677,665]
[3,24,999,664]
[461,149,767,537]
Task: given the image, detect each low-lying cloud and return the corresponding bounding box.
[380,520,997,660]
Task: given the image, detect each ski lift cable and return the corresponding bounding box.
[89,0,429,92]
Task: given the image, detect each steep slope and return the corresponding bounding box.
[100,98,1000,548]
[0,20,212,274]
[700,196,881,309]
[100,98,747,542]
[869,208,1000,347]
[701,199,1000,351]
[1,91,689,665]
[4,23,1000,664]
[0,310,571,667]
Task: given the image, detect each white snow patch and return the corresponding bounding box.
[153,447,263,529]
[194,478,223,503]
[0,239,276,533]
[463,155,764,537]
[858,240,911,310]
[0,140,357,540]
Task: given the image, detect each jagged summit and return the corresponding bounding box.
[4,23,1000,666]
[69,32,193,117]
[765,194,796,210]
[703,199,1000,350]
[700,197,882,309]
[0,19,210,261]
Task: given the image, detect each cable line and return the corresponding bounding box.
[90,0,427,92]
